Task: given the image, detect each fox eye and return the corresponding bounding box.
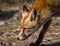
[23,5,29,12]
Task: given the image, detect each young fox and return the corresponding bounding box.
[17,0,60,40]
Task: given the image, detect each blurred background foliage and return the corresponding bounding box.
[0,0,35,4]
[0,0,35,9]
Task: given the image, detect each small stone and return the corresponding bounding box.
[12,43,16,46]
[0,21,5,26]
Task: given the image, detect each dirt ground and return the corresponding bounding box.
[0,3,60,46]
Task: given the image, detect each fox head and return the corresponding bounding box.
[17,5,40,40]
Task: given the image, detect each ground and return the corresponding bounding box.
[0,2,60,46]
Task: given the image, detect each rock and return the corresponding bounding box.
[0,21,5,26]
[12,43,16,46]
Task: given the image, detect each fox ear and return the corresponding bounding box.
[33,8,37,16]
[30,8,37,21]
[23,5,29,12]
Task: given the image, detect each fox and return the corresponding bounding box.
[17,0,60,42]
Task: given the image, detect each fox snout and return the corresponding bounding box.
[17,35,27,40]
[17,32,32,40]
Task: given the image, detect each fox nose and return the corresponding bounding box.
[17,35,26,40]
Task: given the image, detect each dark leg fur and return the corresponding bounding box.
[30,19,52,46]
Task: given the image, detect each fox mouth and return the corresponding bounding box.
[17,32,34,40]
[17,24,41,40]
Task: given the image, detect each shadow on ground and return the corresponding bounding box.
[0,9,19,20]
[30,41,60,46]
